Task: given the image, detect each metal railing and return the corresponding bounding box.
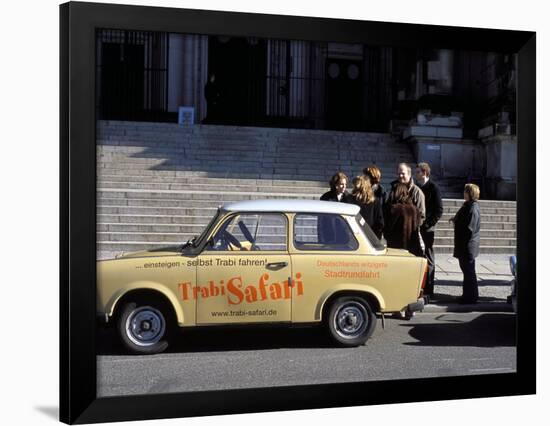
[96,29,171,122]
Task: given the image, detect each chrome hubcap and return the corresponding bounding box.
[334,302,368,339]
[125,306,166,347]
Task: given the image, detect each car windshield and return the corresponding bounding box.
[355,213,386,251]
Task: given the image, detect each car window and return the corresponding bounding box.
[209,213,287,251]
[293,213,358,251]
[354,213,386,250]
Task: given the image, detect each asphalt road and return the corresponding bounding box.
[97,310,516,397]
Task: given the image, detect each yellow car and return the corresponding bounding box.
[97,199,427,354]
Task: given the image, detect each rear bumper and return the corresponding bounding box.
[406,298,425,314]
[97,312,110,325]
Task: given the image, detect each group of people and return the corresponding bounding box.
[320,163,481,305]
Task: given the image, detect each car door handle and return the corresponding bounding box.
[266,261,288,270]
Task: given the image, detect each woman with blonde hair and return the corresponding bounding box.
[351,175,384,239]
[450,183,481,304]
[363,165,386,205]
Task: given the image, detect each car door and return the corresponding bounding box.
[196,212,293,324]
[290,213,362,323]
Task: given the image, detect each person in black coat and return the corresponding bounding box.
[204,73,221,123]
[350,175,384,239]
[320,171,352,202]
[450,183,481,304]
[415,163,443,298]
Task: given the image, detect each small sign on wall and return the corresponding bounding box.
[178,106,195,126]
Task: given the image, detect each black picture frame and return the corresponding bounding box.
[60,1,536,423]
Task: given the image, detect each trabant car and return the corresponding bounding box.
[97,199,427,354]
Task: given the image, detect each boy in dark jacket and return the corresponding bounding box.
[320,171,352,202]
[450,183,481,304]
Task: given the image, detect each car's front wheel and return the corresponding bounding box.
[326,296,376,346]
[117,302,171,354]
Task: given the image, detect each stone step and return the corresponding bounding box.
[97,197,296,208]
[98,122,397,140]
[96,171,327,185]
[98,145,412,157]
[97,158,412,173]
[97,132,400,143]
[97,198,516,221]
[97,189,517,208]
[436,221,516,230]
[97,177,401,191]
[100,181,476,196]
[97,231,211,243]
[97,164,358,180]
[97,212,516,230]
[97,214,212,225]
[441,206,516,215]
[97,190,317,202]
[440,213,516,222]
[96,168,405,183]
[97,141,410,152]
[98,223,211,233]
[98,142,410,158]
[98,126,398,137]
[95,227,516,246]
[96,174,515,204]
[433,245,515,254]
[98,143,412,156]
[95,120,517,257]
[435,229,516,238]
[96,162,410,177]
[96,213,516,231]
[98,206,220,216]
[96,222,517,238]
[95,180,507,204]
[97,174,328,187]
[97,181,328,194]
[433,237,516,246]
[96,242,515,258]
[441,199,516,208]
[96,196,517,215]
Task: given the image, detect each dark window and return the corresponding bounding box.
[293,214,358,251]
[355,213,385,250]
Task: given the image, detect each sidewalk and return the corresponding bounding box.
[424,254,514,313]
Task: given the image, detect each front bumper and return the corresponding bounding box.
[406,298,425,314]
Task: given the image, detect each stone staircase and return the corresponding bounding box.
[97,121,516,259]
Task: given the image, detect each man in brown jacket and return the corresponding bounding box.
[388,163,426,225]
[386,163,426,256]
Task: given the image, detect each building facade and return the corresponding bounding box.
[96,29,517,199]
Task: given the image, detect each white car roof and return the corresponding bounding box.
[222,199,360,216]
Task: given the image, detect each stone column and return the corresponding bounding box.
[481,135,517,200]
[167,34,208,123]
[167,34,185,113]
[438,49,454,93]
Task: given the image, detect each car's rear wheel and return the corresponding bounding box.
[117,302,171,354]
[326,296,376,346]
